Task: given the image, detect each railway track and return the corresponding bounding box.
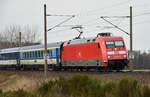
[0,69,150,74]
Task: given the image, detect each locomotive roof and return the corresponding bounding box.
[66,36,124,46]
[67,37,96,46]
[0,42,63,54]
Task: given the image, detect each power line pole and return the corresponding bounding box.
[43,4,75,76]
[19,32,21,47]
[44,4,48,76]
[129,6,133,72]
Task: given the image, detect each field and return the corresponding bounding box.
[0,70,150,97]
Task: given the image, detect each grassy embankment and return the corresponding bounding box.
[0,74,150,97]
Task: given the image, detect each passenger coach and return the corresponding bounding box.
[0,42,62,70]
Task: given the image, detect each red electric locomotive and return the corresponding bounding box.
[61,33,129,70]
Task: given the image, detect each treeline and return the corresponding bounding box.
[0,25,41,49]
[133,51,150,69]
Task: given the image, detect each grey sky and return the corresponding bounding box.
[0,0,150,51]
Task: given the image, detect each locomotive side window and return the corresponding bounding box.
[98,43,100,48]
[114,41,124,47]
[106,41,115,48]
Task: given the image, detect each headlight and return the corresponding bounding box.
[123,55,127,58]
[108,56,112,59]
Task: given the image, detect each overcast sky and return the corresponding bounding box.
[0,0,150,51]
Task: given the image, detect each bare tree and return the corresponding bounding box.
[0,25,41,49]
[1,25,21,47]
[22,25,41,45]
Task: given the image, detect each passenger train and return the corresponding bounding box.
[0,33,129,71]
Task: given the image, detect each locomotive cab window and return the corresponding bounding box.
[106,41,115,48]
[106,40,124,48]
[114,41,124,47]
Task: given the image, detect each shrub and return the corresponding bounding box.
[3,89,33,97]
[87,77,104,97]
[36,75,150,97]
[116,78,141,97]
[103,81,117,97]
[0,89,3,97]
[37,80,56,97]
[142,85,150,97]
[66,75,91,97]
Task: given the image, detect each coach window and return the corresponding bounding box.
[32,51,35,58]
[24,52,26,58]
[27,52,29,58]
[28,52,29,58]
[25,52,27,58]
[35,51,37,58]
[38,51,40,58]
[27,52,28,58]
[41,51,43,58]
[47,50,49,56]
[23,53,25,58]
[30,52,32,58]
[50,50,53,57]
[34,51,36,58]
[32,52,34,58]
[37,51,38,58]
[28,52,30,58]
[49,50,52,56]
[29,52,32,58]
[36,51,38,58]
[48,50,52,57]
[31,52,33,58]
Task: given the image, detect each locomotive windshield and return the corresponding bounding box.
[114,41,124,47]
[106,41,115,48]
[106,40,124,48]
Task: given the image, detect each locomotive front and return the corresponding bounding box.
[96,36,129,70]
